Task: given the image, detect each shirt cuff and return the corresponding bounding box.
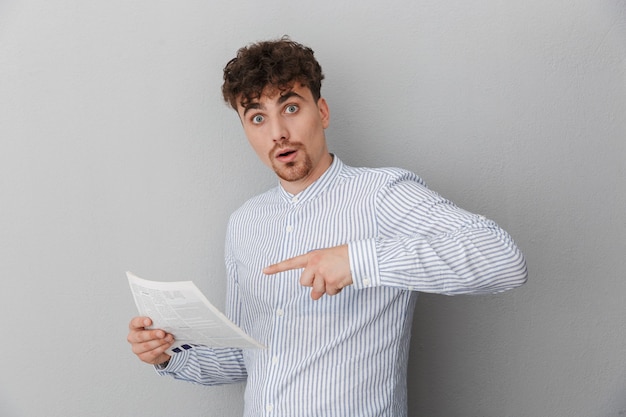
[348,238,381,290]
[154,347,192,375]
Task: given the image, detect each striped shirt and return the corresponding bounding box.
[158,156,527,417]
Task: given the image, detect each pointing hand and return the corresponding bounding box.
[263,244,353,300]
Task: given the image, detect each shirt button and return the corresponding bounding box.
[286,225,293,232]
[276,308,284,317]
[272,355,279,365]
[363,278,371,287]
[266,404,274,412]
[291,196,299,203]
[407,285,415,291]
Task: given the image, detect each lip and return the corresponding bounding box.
[274,148,298,163]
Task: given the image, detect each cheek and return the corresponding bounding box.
[246,137,273,166]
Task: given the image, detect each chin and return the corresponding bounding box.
[275,164,310,182]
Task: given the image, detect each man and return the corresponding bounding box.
[128,37,527,417]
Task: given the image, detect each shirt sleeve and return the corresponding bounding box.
[348,170,527,295]
[155,345,247,386]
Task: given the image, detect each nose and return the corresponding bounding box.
[270,117,289,142]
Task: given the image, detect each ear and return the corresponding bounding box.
[317,97,330,128]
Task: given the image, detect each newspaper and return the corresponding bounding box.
[127,271,265,353]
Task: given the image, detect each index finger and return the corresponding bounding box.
[263,253,309,275]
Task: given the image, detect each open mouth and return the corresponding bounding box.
[272,143,301,163]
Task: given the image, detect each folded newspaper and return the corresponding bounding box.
[127,271,265,353]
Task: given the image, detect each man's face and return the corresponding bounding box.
[237,83,331,194]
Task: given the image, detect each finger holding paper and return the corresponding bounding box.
[263,244,353,300]
[127,316,173,365]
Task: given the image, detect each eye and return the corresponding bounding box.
[285,104,299,114]
[251,114,264,124]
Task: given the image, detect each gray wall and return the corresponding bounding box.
[1,0,624,416]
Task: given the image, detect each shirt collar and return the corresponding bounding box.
[278,154,343,204]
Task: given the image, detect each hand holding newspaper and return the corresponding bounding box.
[127,271,264,354]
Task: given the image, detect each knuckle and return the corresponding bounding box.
[308,251,323,265]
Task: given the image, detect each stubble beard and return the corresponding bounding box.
[270,143,313,183]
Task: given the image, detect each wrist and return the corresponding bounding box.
[155,359,170,370]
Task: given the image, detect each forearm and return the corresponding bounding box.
[349,212,527,295]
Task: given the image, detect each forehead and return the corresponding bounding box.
[238,83,313,109]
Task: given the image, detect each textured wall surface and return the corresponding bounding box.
[1,0,624,416]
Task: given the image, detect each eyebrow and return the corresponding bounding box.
[242,102,263,117]
[278,91,304,104]
[241,90,305,117]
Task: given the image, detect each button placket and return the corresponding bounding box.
[265,202,298,414]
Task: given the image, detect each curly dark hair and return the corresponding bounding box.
[222,37,324,110]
